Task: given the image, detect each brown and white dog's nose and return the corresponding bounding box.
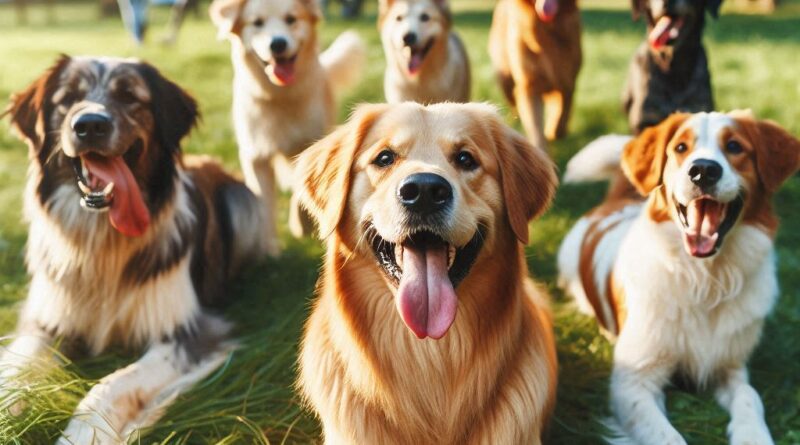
[270,37,288,55]
[397,173,453,215]
[71,112,112,146]
[688,159,723,188]
[403,32,418,47]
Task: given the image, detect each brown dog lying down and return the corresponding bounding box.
[623,0,722,133]
[489,0,582,150]
[296,102,559,444]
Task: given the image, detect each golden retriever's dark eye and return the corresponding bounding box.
[675,143,688,154]
[253,18,264,27]
[420,13,430,22]
[725,140,743,154]
[285,14,296,25]
[454,150,478,171]
[395,14,403,22]
[373,150,396,168]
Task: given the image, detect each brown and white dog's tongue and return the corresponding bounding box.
[649,16,682,50]
[408,53,424,76]
[271,59,296,86]
[82,154,150,237]
[682,199,723,257]
[397,244,458,339]
[535,0,559,22]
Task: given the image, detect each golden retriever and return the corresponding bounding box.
[489,0,582,150]
[296,102,559,444]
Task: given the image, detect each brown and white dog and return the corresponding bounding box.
[296,102,558,444]
[210,0,366,255]
[558,111,800,445]
[489,0,582,150]
[379,0,471,104]
[1,56,265,444]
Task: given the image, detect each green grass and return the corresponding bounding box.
[0,0,798,443]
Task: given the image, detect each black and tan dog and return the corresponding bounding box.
[623,0,722,133]
[1,56,264,444]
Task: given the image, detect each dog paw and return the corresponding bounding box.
[729,423,774,445]
[58,412,124,445]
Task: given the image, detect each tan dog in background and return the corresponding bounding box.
[296,103,558,444]
[210,0,365,255]
[379,0,470,104]
[489,0,582,150]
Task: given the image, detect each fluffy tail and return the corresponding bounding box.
[320,30,367,94]
[562,135,631,184]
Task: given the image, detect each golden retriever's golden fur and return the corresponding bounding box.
[296,102,559,444]
[489,0,582,150]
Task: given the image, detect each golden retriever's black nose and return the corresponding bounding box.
[403,32,417,47]
[398,173,453,214]
[270,37,288,55]
[689,159,722,188]
[72,113,112,145]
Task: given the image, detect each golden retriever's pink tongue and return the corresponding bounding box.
[82,155,150,237]
[535,0,558,22]
[397,245,458,339]
[273,61,296,85]
[408,54,423,75]
[683,199,722,257]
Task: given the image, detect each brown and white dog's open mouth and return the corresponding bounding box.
[366,224,484,339]
[70,144,150,237]
[404,38,434,76]
[674,195,743,258]
[255,53,298,86]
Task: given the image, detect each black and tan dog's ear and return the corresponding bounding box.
[295,104,387,238]
[630,0,647,20]
[737,117,800,193]
[5,55,70,152]
[706,0,723,18]
[135,62,199,153]
[622,112,689,196]
[486,110,558,245]
[209,0,244,40]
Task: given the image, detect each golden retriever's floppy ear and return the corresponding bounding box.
[738,118,800,193]
[4,55,70,154]
[209,0,244,40]
[622,112,689,196]
[487,113,558,245]
[296,104,387,238]
[377,0,395,25]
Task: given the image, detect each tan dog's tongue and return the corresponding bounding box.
[397,245,458,339]
[408,53,424,75]
[82,155,150,237]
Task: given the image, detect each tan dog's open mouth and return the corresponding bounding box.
[405,39,434,76]
[70,144,150,237]
[255,53,298,86]
[367,224,484,339]
[675,195,743,258]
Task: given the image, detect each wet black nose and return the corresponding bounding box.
[397,173,453,215]
[72,113,112,144]
[270,37,288,54]
[688,159,723,188]
[403,32,417,47]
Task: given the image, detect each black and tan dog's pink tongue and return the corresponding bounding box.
[82,155,150,237]
[397,245,458,339]
[649,16,676,49]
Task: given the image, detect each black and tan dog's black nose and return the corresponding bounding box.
[403,32,417,47]
[398,173,453,215]
[72,113,112,145]
[270,37,288,54]
[689,159,722,188]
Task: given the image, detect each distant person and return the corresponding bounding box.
[117,0,200,45]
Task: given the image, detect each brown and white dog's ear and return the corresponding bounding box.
[622,112,689,196]
[134,62,199,153]
[743,119,800,193]
[488,114,558,245]
[296,104,387,238]
[209,0,244,40]
[5,55,70,153]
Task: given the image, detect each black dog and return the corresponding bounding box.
[623,0,722,133]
